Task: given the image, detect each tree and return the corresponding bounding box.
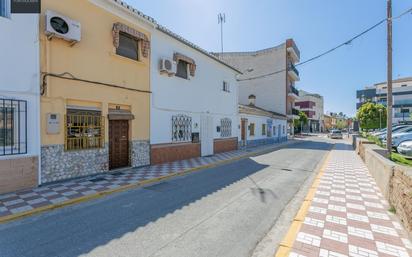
[356,102,387,130]
[335,119,347,129]
[293,111,308,133]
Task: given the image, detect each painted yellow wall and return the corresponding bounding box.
[40,0,151,146]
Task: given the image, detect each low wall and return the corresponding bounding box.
[150,142,201,165]
[0,156,38,194]
[213,137,238,154]
[355,138,412,235]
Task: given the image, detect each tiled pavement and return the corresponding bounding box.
[289,143,412,257]
[0,140,291,219]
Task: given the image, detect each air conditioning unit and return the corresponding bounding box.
[45,10,81,45]
[159,58,176,76]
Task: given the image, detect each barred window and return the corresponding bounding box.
[262,124,266,136]
[172,114,192,142]
[65,109,104,151]
[0,99,27,155]
[249,123,255,136]
[220,118,231,137]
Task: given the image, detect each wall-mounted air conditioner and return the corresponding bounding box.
[45,10,81,45]
[159,58,176,76]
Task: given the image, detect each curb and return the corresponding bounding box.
[0,140,299,224]
[274,146,333,257]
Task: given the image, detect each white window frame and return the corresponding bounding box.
[0,0,11,19]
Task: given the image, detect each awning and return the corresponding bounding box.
[107,109,135,120]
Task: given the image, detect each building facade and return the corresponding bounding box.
[39,0,154,183]
[0,4,40,193]
[295,90,324,133]
[356,77,412,124]
[215,39,300,136]
[150,26,241,164]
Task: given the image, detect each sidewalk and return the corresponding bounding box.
[0,140,294,222]
[279,142,412,257]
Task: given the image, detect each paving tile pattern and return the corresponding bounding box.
[289,143,412,257]
[0,142,287,218]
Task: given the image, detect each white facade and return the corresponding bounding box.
[150,27,240,150]
[0,13,40,159]
[239,114,287,142]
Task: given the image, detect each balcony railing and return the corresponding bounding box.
[292,108,300,116]
[290,85,299,96]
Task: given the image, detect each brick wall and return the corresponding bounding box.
[213,137,238,154]
[150,142,201,164]
[0,156,38,194]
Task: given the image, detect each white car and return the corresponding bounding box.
[379,126,412,140]
[382,131,412,149]
[397,140,412,156]
[329,130,343,139]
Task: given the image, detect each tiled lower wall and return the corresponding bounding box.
[0,156,38,194]
[150,142,201,165]
[213,137,238,154]
[240,136,288,148]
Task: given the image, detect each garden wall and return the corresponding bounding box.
[355,137,412,236]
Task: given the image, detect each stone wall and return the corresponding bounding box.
[0,156,38,194]
[41,144,109,184]
[150,142,201,164]
[130,140,150,167]
[390,166,412,233]
[355,138,412,235]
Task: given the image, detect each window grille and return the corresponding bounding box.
[65,109,105,151]
[0,99,27,156]
[172,114,192,142]
[220,118,231,137]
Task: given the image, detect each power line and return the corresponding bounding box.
[237,6,412,82]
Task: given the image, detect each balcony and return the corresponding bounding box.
[286,39,300,63]
[288,85,299,99]
[292,108,300,115]
[287,108,300,120]
[288,63,300,81]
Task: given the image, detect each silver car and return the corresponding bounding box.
[397,140,412,156]
[329,130,343,139]
[379,125,412,140]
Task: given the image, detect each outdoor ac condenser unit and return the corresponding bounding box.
[45,10,81,45]
[159,58,176,76]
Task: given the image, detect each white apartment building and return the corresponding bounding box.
[150,26,241,164]
[0,5,40,193]
[216,39,300,145]
[356,77,412,124]
[295,90,325,133]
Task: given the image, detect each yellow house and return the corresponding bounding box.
[40,0,154,183]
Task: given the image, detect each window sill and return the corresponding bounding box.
[110,52,146,66]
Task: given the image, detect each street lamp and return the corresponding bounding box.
[379,108,383,130]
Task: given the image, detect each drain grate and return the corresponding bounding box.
[89,177,107,183]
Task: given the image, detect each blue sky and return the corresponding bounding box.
[129,0,412,117]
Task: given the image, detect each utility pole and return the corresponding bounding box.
[386,0,393,157]
[218,13,226,57]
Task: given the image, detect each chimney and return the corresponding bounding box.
[248,95,256,106]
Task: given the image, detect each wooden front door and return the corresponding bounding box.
[109,120,129,169]
[241,119,247,143]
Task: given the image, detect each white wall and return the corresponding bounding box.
[0,14,40,158]
[150,30,239,144]
[239,113,287,141]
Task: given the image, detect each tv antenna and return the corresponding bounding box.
[218,13,226,57]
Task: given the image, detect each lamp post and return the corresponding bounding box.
[379,108,383,130]
[386,0,393,157]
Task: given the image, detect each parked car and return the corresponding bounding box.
[397,140,412,156]
[329,129,343,139]
[382,131,412,149]
[373,125,410,137]
[378,125,412,140]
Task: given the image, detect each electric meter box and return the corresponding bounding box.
[46,113,60,134]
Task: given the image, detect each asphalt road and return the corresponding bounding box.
[0,138,331,257]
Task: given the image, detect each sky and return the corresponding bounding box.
[128,0,412,117]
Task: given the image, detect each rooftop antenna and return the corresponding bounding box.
[218,13,226,58]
